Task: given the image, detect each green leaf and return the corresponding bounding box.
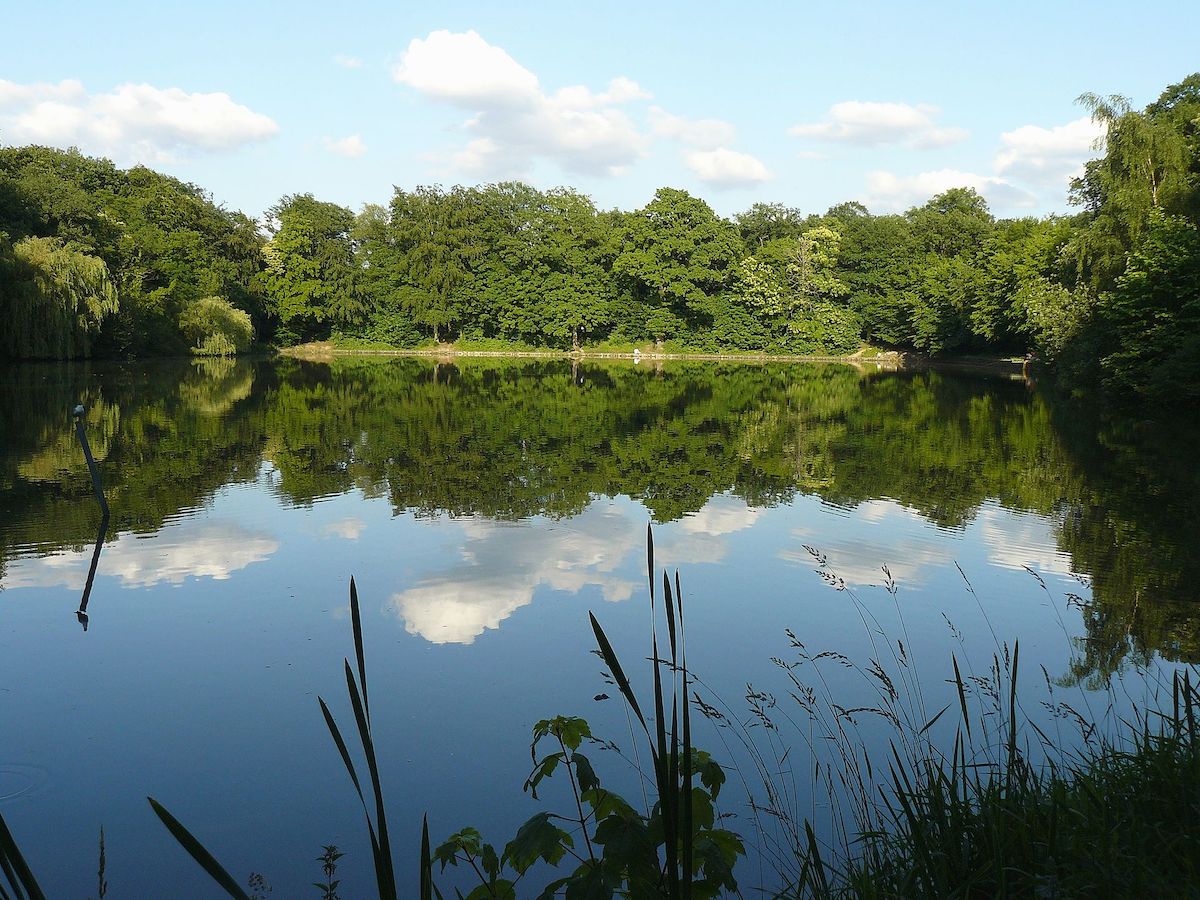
[502,813,572,875]
[480,843,499,880]
[581,788,637,821]
[573,753,600,794]
[523,752,564,800]
[147,798,251,900]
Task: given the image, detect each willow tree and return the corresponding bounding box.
[0,235,118,359]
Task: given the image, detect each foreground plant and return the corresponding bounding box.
[148,526,743,897]
[431,526,744,897]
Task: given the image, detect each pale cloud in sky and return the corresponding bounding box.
[393,29,650,178]
[685,147,771,188]
[680,496,763,536]
[6,522,278,589]
[388,494,765,644]
[863,167,1038,212]
[648,106,736,150]
[994,116,1105,188]
[790,101,968,149]
[783,500,956,587]
[977,505,1075,577]
[387,509,640,644]
[322,516,367,540]
[324,134,368,158]
[333,54,363,69]
[0,79,278,164]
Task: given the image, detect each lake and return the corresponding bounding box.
[1,355,1197,897]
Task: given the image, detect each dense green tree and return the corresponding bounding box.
[384,185,486,342]
[613,188,743,340]
[260,194,364,343]
[735,201,808,247]
[0,146,265,356]
[1098,211,1200,402]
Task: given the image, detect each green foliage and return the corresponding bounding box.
[3,71,1199,398]
[0,234,118,358]
[178,296,254,356]
[1098,210,1200,402]
[0,146,265,357]
[613,188,744,337]
[261,194,365,343]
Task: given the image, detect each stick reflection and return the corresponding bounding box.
[76,510,109,631]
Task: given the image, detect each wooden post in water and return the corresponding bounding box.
[73,404,109,517]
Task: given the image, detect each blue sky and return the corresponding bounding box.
[2,0,1196,220]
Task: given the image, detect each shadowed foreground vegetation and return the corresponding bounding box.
[3,532,1198,899]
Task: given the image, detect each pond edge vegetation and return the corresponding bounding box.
[4,527,1198,899]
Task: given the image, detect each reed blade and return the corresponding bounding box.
[147,798,250,900]
[589,613,652,744]
[350,576,370,720]
[0,809,44,900]
[420,814,434,900]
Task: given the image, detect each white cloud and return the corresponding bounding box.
[322,516,367,540]
[783,501,955,587]
[333,54,363,69]
[863,168,1037,212]
[994,116,1105,188]
[977,505,1075,577]
[387,508,640,644]
[648,106,736,149]
[680,495,762,536]
[393,30,649,178]
[387,493,763,645]
[6,521,278,589]
[393,30,540,108]
[324,134,367,158]
[790,101,968,149]
[685,147,771,188]
[0,79,278,164]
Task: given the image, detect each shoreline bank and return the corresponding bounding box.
[279,342,1028,377]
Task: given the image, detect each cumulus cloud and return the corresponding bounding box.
[393,29,649,177]
[6,521,278,589]
[994,116,1105,188]
[790,101,967,149]
[648,106,736,149]
[680,495,763,536]
[782,500,956,587]
[387,493,764,645]
[977,505,1075,577]
[0,78,278,163]
[322,516,367,540]
[324,134,367,158]
[685,147,771,188]
[387,508,640,644]
[333,54,363,69]
[863,168,1037,212]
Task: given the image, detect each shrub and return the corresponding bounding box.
[178,296,254,356]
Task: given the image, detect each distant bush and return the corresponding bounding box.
[178,296,254,356]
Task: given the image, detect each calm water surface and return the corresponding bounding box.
[1,356,1197,896]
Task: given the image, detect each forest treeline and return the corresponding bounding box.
[1,75,1197,406]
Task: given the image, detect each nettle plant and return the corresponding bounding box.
[430,527,744,899]
[432,715,740,899]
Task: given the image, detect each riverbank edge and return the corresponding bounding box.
[279,342,1028,376]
